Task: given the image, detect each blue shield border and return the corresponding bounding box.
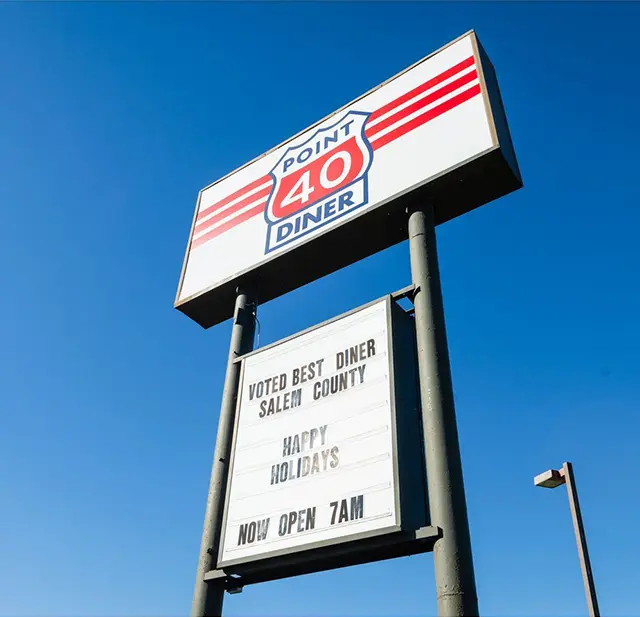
[264,110,373,254]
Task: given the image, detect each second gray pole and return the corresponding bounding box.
[408,204,479,616]
[563,462,600,617]
[191,289,256,617]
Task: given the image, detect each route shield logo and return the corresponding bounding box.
[264,111,373,254]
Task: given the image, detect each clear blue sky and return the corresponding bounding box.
[1,2,639,616]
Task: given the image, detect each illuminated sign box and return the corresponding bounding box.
[176,31,522,328]
[217,297,428,575]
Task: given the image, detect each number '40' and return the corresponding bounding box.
[280,151,352,209]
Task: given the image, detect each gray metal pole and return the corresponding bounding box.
[562,462,600,617]
[408,204,479,616]
[191,289,256,617]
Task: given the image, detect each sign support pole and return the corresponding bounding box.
[191,289,256,617]
[408,204,479,616]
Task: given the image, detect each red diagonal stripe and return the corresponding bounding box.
[370,84,481,151]
[197,175,272,222]
[192,202,266,249]
[194,185,271,235]
[368,56,475,125]
[191,60,482,249]
[366,69,478,139]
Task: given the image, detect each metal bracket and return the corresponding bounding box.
[391,284,416,315]
[204,525,440,592]
[226,575,244,595]
[201,568,244,594]
[390,284,415,302]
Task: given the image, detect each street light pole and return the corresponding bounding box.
[534,462,600,617]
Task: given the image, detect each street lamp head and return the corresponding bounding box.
[534,468,566,489]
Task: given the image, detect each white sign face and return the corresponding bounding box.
[175,31,521,327]
[218,300,399,567]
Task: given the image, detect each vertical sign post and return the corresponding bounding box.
[192,290,256,617]
[408,204,479,615]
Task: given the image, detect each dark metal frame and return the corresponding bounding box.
[206,526,439,593]
[209,287,435,590]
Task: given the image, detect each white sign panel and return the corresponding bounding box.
[175,31,521,328]
[218,300,400,567]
